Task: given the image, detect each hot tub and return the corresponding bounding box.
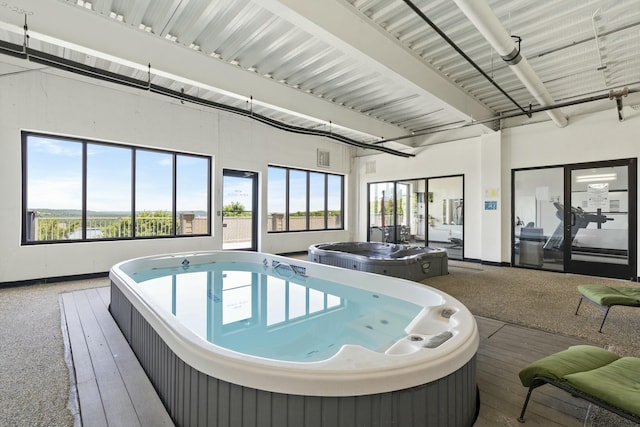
[308,242,448,281]
[109,251,478,427]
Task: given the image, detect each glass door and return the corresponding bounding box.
[512,159,636,280]
[566,160,636,279]
[368,182,395,243]
[368,180,426,245]
[512,167,565,271]
[368,176,464,259]
[427,176,464,260]
[222,169,257,251]
[396,179,424,245]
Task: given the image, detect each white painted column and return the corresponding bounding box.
[480,131,503,263]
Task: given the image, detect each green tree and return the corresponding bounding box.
[38,218,80,240]
[101,211,175,237]
[101,216,132,238]
[135,211,174,236]
[223,202,247,216]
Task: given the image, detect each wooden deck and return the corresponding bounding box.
[61,287,591,427]
[473,317,588,427]
[60,288,173,427]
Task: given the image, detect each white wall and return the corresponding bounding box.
[501,108,640,268]
[480,132,502,263]
[217,112,356,254]
[355,108,640,268]
[355,137,484,260]
[2,66,639,282]
[0,69,353,282]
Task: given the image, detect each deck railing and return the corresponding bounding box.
[267,214,342,231]
[27,214,209,241]
[27,213,342,242]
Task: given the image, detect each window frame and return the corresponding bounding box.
[22,131,211,244]
[267,165,344,233]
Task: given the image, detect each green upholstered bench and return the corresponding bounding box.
[517,345,640,424]
[575,284,640,332]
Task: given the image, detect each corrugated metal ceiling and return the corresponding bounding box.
[1,0,639,153]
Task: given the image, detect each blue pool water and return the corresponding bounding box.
[130,261,422,362]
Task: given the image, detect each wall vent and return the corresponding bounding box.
[317,150,330,167]
[365,161,376,174]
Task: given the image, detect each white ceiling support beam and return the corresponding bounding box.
[253,0,496,128]
[452,0,569,128]
[0,0,405,140]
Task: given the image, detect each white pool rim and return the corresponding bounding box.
[110,250,479,397]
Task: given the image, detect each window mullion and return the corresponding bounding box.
[285,169,290,231]
[172,153,177,237]
[324,174,328,229]
[82,142,88,240]
[131,149,137,238]
[306,171,310,230]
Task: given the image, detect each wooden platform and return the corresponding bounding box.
[61,287,591,427]
[61,287,173,427]
[473,317,588,427]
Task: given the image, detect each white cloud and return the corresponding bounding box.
[28,177,82,210]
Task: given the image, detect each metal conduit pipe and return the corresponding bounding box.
[371,86,638,145]
[452,0,569,128]
[401,0,529,117]
[0,39,413,158]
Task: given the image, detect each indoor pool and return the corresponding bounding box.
[109,251,479,427]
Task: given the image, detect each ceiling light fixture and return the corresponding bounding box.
[575,173,617,183]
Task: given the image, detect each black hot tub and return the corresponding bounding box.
[308,242,448,281]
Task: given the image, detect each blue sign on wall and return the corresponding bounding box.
[484,201,497,210]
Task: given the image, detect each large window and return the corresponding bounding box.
[22,132,211,243]
[367,175,464,260]
[267,166,344,232]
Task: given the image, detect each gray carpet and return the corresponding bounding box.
[1,261,638,426]
[425,261,640,356]
[0,278,109,427]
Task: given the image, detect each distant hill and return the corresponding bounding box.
[30,209,208,218]
[31,209,85,217]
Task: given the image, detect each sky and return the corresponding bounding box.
[267,167,342,214]
[27,135,341,216]
[27,135,209,213]
[223,175,253,211]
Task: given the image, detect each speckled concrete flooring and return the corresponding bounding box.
[0,277,109,427]
[426,261,640,357]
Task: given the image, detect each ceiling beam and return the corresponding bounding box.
[0,0,407,140]
[253,0,496,126]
